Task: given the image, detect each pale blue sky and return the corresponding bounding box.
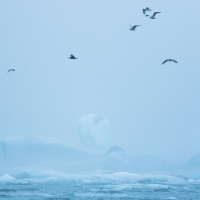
[1,0,200,161]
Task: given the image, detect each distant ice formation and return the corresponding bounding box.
[2,114,195,176]
[0,136,101,170]
[57,153,132,173]
[105,145,125,158]
[185,154,200,167]
[78,114,114,149]
[179,154,200,174]
[1,135,200,176]
[0,136,132,174]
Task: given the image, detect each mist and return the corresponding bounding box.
[1,1,200,198]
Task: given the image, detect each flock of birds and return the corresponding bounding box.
[7,7,178,73]
[129,7,178,65]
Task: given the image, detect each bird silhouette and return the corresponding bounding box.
[129,25,141,31]
[161,59,178,65]
[7,69,15,73]
[142,7,151,15]
[149,12,161,19]
[69,54,77,59]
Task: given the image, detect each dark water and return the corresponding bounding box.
[1,179,200,200]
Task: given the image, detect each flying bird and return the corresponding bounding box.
[161,59,178,65]
[69,54,77,59]
[142,7,151,15]
[7,69,15,73]
[129,25,141,31]
[149,12,161,19]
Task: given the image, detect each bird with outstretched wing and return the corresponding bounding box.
[161,59,178,65]
[7,69,15,73]
[129,25,141,31]
[149,12,161,19]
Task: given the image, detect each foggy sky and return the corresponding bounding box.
[1,0,200,162]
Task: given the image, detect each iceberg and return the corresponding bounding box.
[105,145,125,158]
[57,153,133,173]
[0,136,132,174]
[184,154,200,169]
[78,114,114,149]
[0,134,197,199]
[126,153,167,173]
[0,136,101,171]
[177,154,200,177]
[0,174,16,183]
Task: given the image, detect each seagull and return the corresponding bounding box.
[69,54,77,59]
[161,59,178,65]
[149,12,161,19]
[7,69,15,73]
[142,7,151,15]
[129,25,141,31]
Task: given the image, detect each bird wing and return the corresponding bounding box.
[172,59,178,63]
[133,25,141,29]
[153,12,161,17]
[70,54,75,59]
[143,9,145,15]
[161,60,168,65]
[129,25,134,30]
[7,69,14,73]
